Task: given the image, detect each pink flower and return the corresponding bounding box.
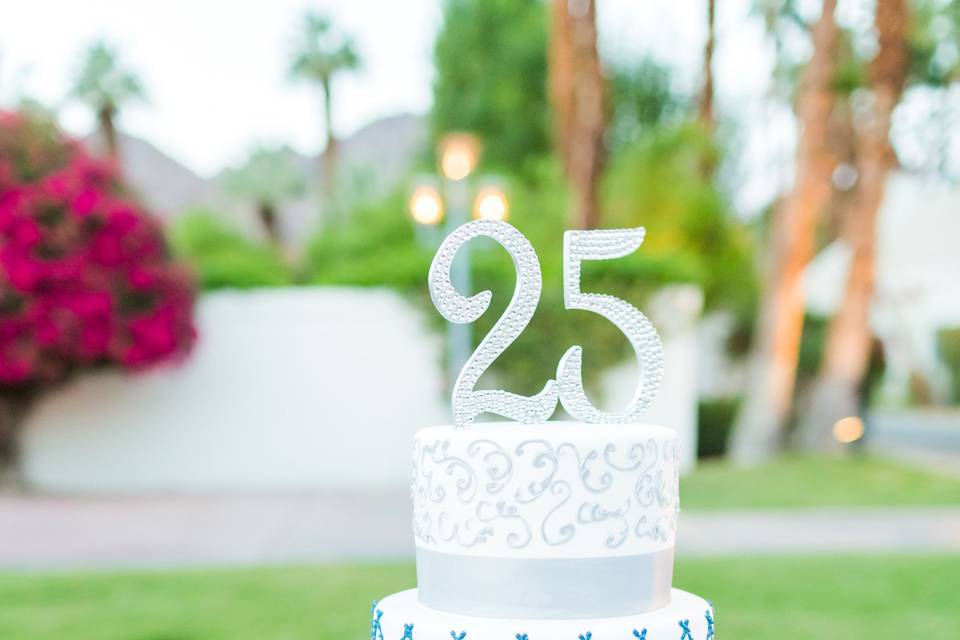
[0,109,196,387]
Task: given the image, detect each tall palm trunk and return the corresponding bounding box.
[321,76,338,200]
[730,0,840,463]
[698,0,718,178]
[257,200,282,247]
[699,0,717,130]
[97,104,119,163]
[549,0,606,230]
[797,0,909,451]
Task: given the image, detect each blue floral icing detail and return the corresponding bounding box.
[679,619,693,640]
[633,629,648,639]
[579,633,592,640]
[402,623,415,640]
[705,609,715,639]
[369,604,384,640]
[450,632,466,640]
[516,634,528,640]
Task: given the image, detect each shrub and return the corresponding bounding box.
[307,191,434,291]
[0,110,196,468]
[936,327,960,404]
[697,397,740,459]
[0,111,196,384]
[168,210,294,290]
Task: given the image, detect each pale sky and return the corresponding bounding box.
[0,0,789,210]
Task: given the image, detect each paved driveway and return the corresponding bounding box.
[869,410,960,477]
[1,493,958,571]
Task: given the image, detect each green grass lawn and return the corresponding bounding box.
[0,555,957,639]
[681,454,960,510]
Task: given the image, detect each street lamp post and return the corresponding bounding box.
[438,134,479,392]
[444,176,472,392]
[409,133,509,393]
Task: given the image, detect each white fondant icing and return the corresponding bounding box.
[373,588,714,640]
[412,423,679,559]
[415,547,674,618]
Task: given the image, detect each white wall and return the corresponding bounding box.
[21,288,448,493]
[21,286,703,494]
[804,172,960,405]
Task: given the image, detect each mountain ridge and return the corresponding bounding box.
[84,113,426,241]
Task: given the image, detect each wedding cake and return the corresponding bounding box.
[372,221,715,639]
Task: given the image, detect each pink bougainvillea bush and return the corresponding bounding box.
[0,110,196,388]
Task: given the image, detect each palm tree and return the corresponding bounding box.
[222,146,305,249]
[699,0,717,130]
[730,0,840,463]
[289,12,361,194]
[549,0,606,229]
[697,0,718,178]
[796,0,910,450]
[69,41,145,161]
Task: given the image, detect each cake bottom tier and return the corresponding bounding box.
[372,589,714,640]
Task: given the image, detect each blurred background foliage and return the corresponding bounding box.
[169,211,294,290]
[304,140,754,396]
[429,0,550,174]
[31,0,956,459]
[159,0,758,403]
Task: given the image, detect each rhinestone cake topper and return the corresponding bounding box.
[557,228,664,422]
[429,220,559,426]
[428,220,663,427]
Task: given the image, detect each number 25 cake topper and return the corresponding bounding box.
[428,220,663,427]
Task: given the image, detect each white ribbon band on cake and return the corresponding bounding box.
[416,547,674,619]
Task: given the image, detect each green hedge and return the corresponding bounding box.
[937,327,960,403]
[697,397,740,459]
[168,210,295,289]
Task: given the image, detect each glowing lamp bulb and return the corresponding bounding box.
[832,416,865,444]
[441,149,474,181]
[439,133,480,181]
[474,189,509,221]
[409,187,444,225]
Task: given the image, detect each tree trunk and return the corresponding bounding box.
[699,0,717,130]
[97,104,120,165]
[321,77,338,202]
[549,0,606,229]
[256,200,282,247]
[0,391,35,487]
[697,0,718,178]
[797,0,909,451]
[730,0,840,464]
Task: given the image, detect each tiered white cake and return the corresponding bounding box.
[373,220,715,638]
[372,422,715,639]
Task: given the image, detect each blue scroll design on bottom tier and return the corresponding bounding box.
[372,603,713,639]
[369,602,384,640]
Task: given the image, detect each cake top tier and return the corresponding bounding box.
[412,422,680,559]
